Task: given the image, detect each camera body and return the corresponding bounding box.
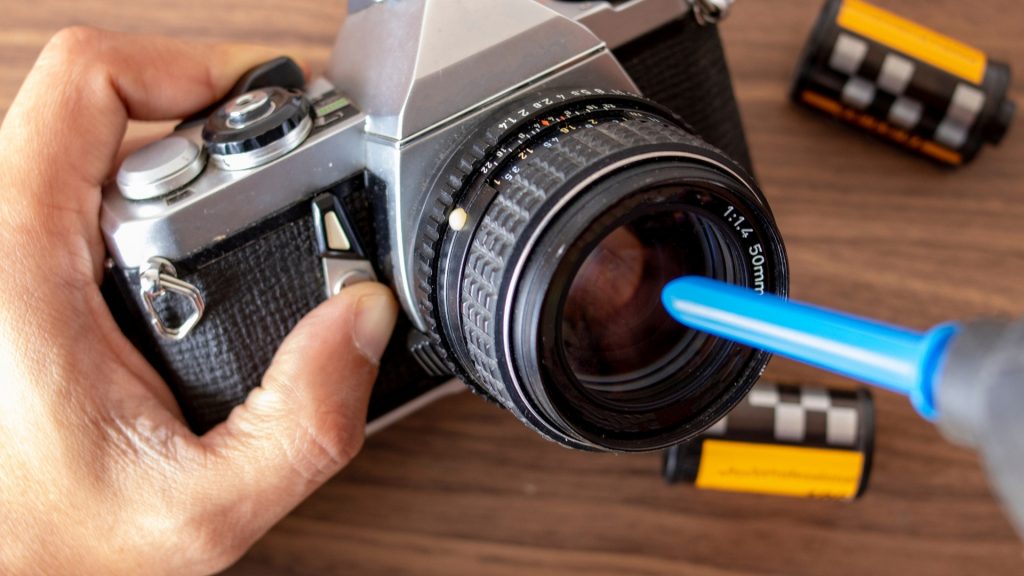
[102,0,784,450]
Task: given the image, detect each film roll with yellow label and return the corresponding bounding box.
[792,0,1015,165]
[663,382,874,500]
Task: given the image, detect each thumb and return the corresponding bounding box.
[198,282,397,528]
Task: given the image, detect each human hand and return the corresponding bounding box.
[0,28,396,575]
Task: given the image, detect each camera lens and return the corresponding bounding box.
[420,91,787,451]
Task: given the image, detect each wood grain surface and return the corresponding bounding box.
[3,1,1024,574]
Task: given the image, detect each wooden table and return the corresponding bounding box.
[3,1,1023,574]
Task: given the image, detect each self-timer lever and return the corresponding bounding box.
[662,276,1024,537]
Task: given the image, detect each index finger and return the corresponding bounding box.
[0,27,298,214]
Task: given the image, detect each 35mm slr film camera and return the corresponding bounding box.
[103,0,788,451]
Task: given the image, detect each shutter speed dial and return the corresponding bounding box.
[202,87,313,171]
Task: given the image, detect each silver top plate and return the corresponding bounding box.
[101,108,367,268]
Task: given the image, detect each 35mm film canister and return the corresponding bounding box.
[792,0,1015,166]
[663,382,874,500]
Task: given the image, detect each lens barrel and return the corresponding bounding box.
[417,91,787,451]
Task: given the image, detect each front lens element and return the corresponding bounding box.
[562,210,702,388]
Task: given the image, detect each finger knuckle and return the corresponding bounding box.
[287,410,365,484]
[44,26,103,62]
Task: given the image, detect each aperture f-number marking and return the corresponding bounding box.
[725,205,766,295]
[723,205,754,238]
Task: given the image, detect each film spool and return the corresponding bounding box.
[663,382,874,500]
[792,0,1015,166]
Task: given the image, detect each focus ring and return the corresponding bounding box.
[460,118,700,408]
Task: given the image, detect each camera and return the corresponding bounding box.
[102,0,788,452]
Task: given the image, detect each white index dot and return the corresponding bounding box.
[449,208,469,231]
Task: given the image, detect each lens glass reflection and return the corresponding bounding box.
[561,210,708,391]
